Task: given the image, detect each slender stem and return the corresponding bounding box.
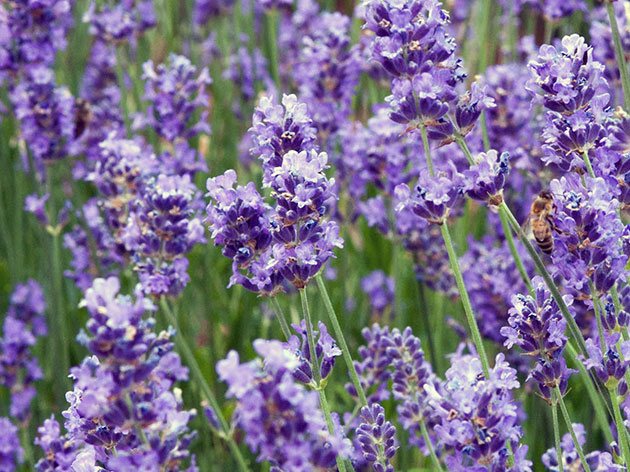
[498,202,589,357]
[51,230,70,404]
[454,135,475,165]
[315,274,369,406]
[271,297,291,340]
[582,151,596,179]
[480,112,491,151]
[589,281,607,355]
[556,389,592,472]
[265,11,281,92]
[606,2,630,110]
[420,420,443,472]
[551,396,564,472]
[565,343,614,443]
[114,47,131,135]
[419,125,433,175]
[160,298,250,472]
[299,289,347,472]
[609,385,630,468]
[439,223,491,377]
[498,207,534,295]
[480,0,493,71]
[421,129,491,377]
[19,425,33,470]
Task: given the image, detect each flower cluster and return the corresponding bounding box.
[10,65,75,168]
[295,12,360,137]
[463,150,510,205]
[127,174,206,297]
[0,0,73,78]
[541,423,619,471]
[502,277,574,401]
[361,271,395,320]
[425,351,531,471]
[395,163,463,225]
[217,339,349,470]
[527,34,610,172]
[0,280,47,421]
[84,0,156,43]
[35,277,197,470]
[207,94,343,294]
[364,0,494,140]
[0,418,23,470]
[549,175,627,296]
[513,0,586,21]
[355,403,398,472]
[285,320,341,383]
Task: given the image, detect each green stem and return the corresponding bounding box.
[19,425,33,470]
[421,126,491,378]
[589,281,607,354]
[271,297,291,340]
[315,274,369,406]
[439,223,491,378]
[582,150,596,179]
[51,230,70,403]
[606,2,630,110]
[477,0,494,73]
[480,112,491,151]
[556,389,592,472]
[160,298,250,472]
[265,11,281,92]
[419,125,433,175]
[498,202,589,357]
[551,397,564,472]
[114,47,131,136]
[609,385,630,468]
[299,289,347,472]
[420,420,443,472]
[498,206,534,295]
[454,135,475,165]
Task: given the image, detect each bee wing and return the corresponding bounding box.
[519,215,534,241]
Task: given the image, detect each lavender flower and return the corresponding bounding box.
[515,0,586,21]
[10,65,75,167]
[54,277,197,470]
[361,271,395,319]
[295,12,360,137]
[502,276,575,400]
[217,339,349,469]
[549,175,627,295]
[395,164,463,225]
[356,403,398,472]
[463,150,510,205]
[285,320,341,383]
[209,95,343,293]
[0,280,46,421]
[84,0,156,43]
[127,174,206,297]
[141,54,211,144]
[425,351,531,471]
[249,94,317,186]
[527,34,610,172]
[0,0,73,77]
[542,423,620,471]
[0,418,23,470]
[193,0,236,25]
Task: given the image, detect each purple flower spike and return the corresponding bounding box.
[217,340,350,470]
[285,320,341,383]
[395,164,463,225]
[463,150,510,205]
[356,403,398,472]
[0,280,47,421]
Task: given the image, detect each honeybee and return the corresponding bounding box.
[73,98,92,139]
[528,191,557,254]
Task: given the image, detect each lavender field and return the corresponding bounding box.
[1,0,629,470]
